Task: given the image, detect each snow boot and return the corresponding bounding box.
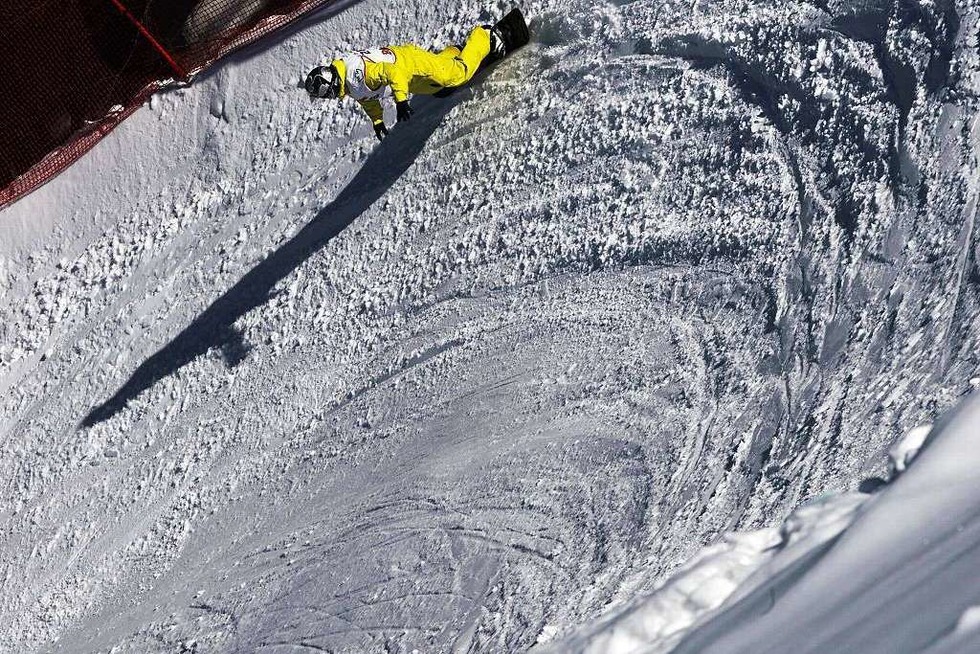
[487,27,507,60]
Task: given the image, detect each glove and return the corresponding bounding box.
[396,100,414,123]
[373,121,389,142]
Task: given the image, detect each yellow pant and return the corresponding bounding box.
[414,26,492,92]
[369,26,491,100]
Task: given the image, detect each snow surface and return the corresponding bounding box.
[537,406,980,653]
[546,395,980,654]
[2,0,980,651]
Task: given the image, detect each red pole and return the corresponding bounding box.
[107,0,188,80]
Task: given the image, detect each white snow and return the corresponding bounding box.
[544,393,980,653]
[889,422,933,476]
[2,0,980,651]
[538,491,868,653]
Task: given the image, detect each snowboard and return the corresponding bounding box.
[433,8,530,98]
[491,7,531,57]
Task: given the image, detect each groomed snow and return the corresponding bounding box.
[2,0,980,652]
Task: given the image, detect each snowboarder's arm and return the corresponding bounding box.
[375,64,411,103]
[357,98,385,126]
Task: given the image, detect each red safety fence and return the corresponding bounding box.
[0,0,336,210]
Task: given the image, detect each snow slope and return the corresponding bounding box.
[545,396,980,654]
[2,0,980,651]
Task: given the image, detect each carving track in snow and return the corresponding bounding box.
[2,0,980,651]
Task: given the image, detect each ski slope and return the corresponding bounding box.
[544,397,980,654]
[2,0,980,651]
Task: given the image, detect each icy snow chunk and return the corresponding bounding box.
[0,255,7,298]
[812,38,831,71]
[813,77,838,102]
[536,624,560,644]
[889,423,932,476]
[538,528,783,653]
[955,606,980,633]
[209,95,225,120]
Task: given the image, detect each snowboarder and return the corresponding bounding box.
[304,9,529,141]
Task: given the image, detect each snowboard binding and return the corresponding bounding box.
[484,8,531,63]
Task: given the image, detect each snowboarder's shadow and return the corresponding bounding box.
[81,91,469,428]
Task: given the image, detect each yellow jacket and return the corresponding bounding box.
[330,27,491,126]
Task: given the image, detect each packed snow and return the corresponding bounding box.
[2,0,980,652]
[539,406,980,653]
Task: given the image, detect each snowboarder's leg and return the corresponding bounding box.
[428,26,491,88]
[455,26,492,77]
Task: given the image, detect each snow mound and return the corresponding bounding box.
[538,398,980,653]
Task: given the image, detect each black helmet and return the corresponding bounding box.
[305,65,341,100]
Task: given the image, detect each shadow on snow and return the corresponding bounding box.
[81,92,466,427]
